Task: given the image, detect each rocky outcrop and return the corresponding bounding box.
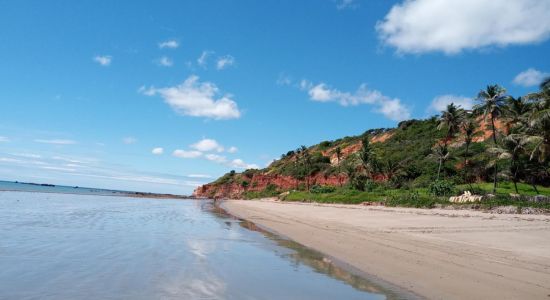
[449,191,483,203]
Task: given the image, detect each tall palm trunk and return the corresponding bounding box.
[512,162,519,194]
[490,116,498,193]
[464,142,473,190]
[437,158,442,180]
[532,179,539,194]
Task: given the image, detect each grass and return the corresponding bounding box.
[457,182,550,196]
[278,182,550,210]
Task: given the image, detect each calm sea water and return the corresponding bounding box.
[0,191,396,299]
[0,180,132,196]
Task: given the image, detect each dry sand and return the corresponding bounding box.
[222,200,550,299]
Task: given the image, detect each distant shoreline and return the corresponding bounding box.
[222,199,550,300]
[0,181,193,199]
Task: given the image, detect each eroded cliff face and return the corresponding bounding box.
[193,118,506,199]
[193,173,347,199]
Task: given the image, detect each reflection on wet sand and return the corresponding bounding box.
[1,193,391,300]
[211,202,400,299]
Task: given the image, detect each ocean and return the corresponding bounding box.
[0,187,394,299]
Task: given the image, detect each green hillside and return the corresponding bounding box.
[197,83,550,209]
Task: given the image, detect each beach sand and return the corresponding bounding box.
[222,199,550,299]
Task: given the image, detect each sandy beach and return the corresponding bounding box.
[222,199,550,299]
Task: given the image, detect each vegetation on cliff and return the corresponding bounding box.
[195,81,550,207]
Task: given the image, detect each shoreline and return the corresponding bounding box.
[222,199,550,299]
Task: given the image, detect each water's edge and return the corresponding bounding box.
[216,200,421,300]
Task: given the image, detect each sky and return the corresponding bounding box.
[1,0,549,194]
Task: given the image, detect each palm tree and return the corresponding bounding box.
[438,103,466,144]
[504,96,530,132]
[525,78,550,163]
[299,145,312,191]
[343,156,358,189]
[430,143,450,180]
[500,134,529,194]
[335,146,343,187]
[461,116,480,186]
[358,136,375,180]
[474,84,507,193]
[378,157,407,183]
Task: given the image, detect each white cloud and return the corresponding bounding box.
[173,149,203,158]
[513,68,549,87]
[336,0,358,10]
[51,155,96,164]
[156,56,174,67]
[93,55,112,66]
[41,166,76,172]
[140,75,241,120]
[11,153,41,159]
[159,40,179,49]
[227,146,238,153]
[138,85,156,96]
[376,0,550,54]
[202,154,258,169]
[0,136,9,142]
[34,139,76,145]
[229,159,259,170]
[122,137,137,144]
[187,174,213,179]
[216,55,235,70]
[205,153,227,163]
[428,95,473,113]
[152,147,164,155]
[197,51,213,67]
[191,138,224,152]
[300,80,410,121]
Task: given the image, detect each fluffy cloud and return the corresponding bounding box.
[156,56,173,67]
[216,55,235,70]
[191,138,224,152]
[428,95,473,113]
[205,153,227,163]
[377,0,550,54]
[140,75,241,120]
[301,80,410,121]
[34,139,76,145]
[513,68,549,87]
[159,40,179,49]
[227,146,238,153]
[229,159,259,170]
[122,137,137,144]
[93,55,112,66]
[173,150,203,158]
[0,136,9,142]
[152,147,164,155]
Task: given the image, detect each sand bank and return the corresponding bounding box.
[222,200,550,299]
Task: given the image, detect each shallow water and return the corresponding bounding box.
[0,191,393,299]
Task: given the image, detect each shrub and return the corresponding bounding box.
[318,141,332,149]
[428,180,455,196]
[386,191,439,208]
[351,174,368,191]
[310,185,336,194]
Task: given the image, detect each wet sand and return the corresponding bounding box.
[222,199,550,300]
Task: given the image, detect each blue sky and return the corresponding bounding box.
[1,0,549,194]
